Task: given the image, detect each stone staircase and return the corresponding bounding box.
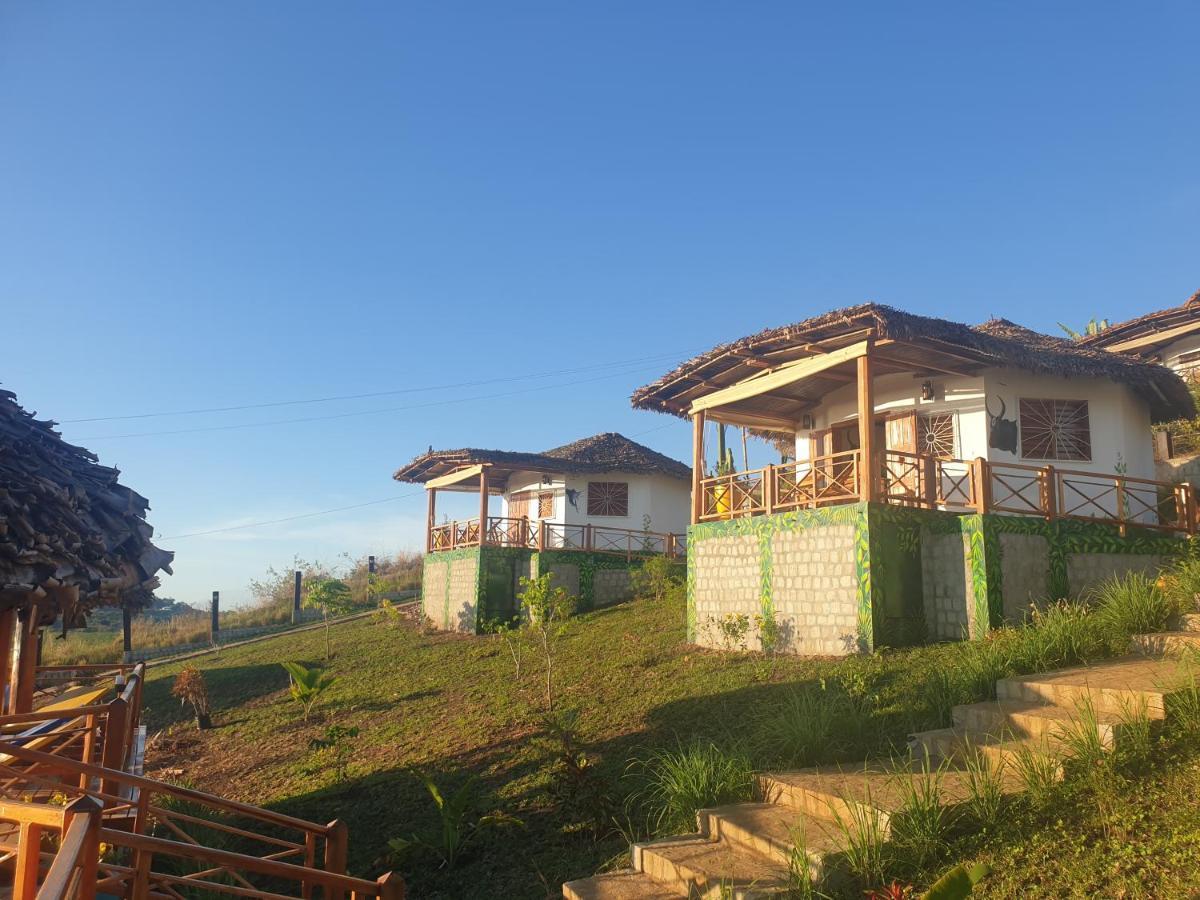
[563,637,1198,898]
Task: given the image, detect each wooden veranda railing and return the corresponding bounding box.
[697,449,1199,536]
[429,517,686,558]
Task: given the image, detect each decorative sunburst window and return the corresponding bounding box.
[586,482,629,516]
[1019,399,1092,461]
[917,413,957,458]
[538,491,555,518]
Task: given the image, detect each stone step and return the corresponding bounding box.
[1178,612,1200,633]
[1132,632,1200,656]
[633,836,790,899]
[563,869,683,900]
[995,656,1188,717]
[698,802,845,873]
[952,699,1124,747]
[910,726,1064,778]
[758,767,895,837]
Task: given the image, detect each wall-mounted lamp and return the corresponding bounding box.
[920,380,936,401]
[801,413,814,430]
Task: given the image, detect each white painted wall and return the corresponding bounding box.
[561,472,691,536]
[500,470,691,537]
[1156,334,1200,376]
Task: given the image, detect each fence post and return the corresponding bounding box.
[210,591,219,643]
[65,796,101,897]
[324,818,349,874]
[13,820,43,900]
[665,533,676,558]
[100,697,129,796]
[763,464,776,515]
[1183,482,1197,536]
[537,520,546,552]
[14,605,38,714]
[293,571,303,625]
[1114,474,1127,537]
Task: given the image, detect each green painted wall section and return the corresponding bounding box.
[687,502,1196,652]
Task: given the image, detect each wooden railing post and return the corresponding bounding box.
[100,697,128,796]
[325,819,349,874]
[80,712,98,784]
[1114,474,1127,536]
[64,795,101,900]
[691,411,706,524]
[449,520,458,550]
[1041,465,1057,521]
[14,604,38,714]
[1182,483,1196,535]
[537,520,546,552]
[13,820,43,900]
[376,871,406,900]
[584,524,593,551]
[972,457,990,515]
[665,533,677,558]
[763,463,776,515]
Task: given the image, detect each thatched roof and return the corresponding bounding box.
[394,432,690,489]
[631,303,1193,425]
[1079,290,1200,357]
[0,387,174,622]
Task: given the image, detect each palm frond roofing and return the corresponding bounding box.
[393,432,691,484]
[0,387,174,616]
[630,302,1194,424]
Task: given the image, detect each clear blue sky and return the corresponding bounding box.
[2,3,1197,606]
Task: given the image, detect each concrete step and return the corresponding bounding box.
[698,802,845,873]
[633,836,790,899]
[952,699,1125,747]
[995,656,1190,717]
[1132,632,1200,656]
[758,767,895,837]
[911,726,1064,777]
[563,869,683,900]
[1177,612,1200,633]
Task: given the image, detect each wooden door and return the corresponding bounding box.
[884,412,920,499]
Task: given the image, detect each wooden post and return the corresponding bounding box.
[0,608,15,720]
[210,591,220,643]
[537,520,547,552]
[14,604,38,714]
[64,796,101,897]
[478,468,490,547]
[665,533,676,558]
[325,819,349,876]
[80,712,98,780]
[584,524,593,550]
[100,697,128,793]
[425,488,437,554]
[764,463,776,515]
[293,570,303,625]
[12,821,43,900]
[691,411,706,524]
[1181,483,1196,535]
[375,871,406,900]
[972,457,990,515]
[1041,465,1057,521]
[1115,475,1127,537]
[856,351,877,503]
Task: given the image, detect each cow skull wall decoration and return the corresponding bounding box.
[565,488,580,510]
[986,396,1019,453]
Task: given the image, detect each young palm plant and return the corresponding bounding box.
[280,661,336,721]
[388,772,521,870]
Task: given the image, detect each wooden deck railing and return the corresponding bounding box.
[429,517,686,558]
[697,449,1198,536]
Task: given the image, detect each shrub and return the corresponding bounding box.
[518,573,576,712]
[170,665,212,729]
[632,741,755,836]
[631,557,683,604]
[308,724,359,784]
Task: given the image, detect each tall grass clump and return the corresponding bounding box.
[1159,557,1200,615]
[826,783,888,889]
[631,741,755,836]
[1090,571,1179,651]
[960,744,1007,829]
[753,681,870,767]
[1016,600,1107,670]
[889,757,954,872]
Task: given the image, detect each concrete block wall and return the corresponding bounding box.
[692,534,763,650]
[421,549,481,633]
[920,531,972,640]
[769,526,860,655]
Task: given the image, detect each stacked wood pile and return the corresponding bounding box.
[0,388,173,625]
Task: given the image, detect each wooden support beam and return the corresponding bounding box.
[426,464,486,490]
[691,411,706,524]
[0,609,13,718]
[13,605,38,714]
[705,408,800,433]
[478,467,490,546]
[857,351,877,503]
[690,341,870,414]
[425,488,436,554]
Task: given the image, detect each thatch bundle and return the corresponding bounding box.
[0,388,173,625]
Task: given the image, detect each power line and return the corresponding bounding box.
[62,348,699,424]
[77,363,668,441]
[159,420,682,540]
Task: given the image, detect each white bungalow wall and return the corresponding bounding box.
[502,470,691,536]
[791,367,1156,481]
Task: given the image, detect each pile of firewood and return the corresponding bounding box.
[0,388,173,623]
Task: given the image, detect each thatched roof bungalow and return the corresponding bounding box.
[0,387,173,627]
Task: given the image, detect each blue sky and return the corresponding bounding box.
[2,3,1197,606]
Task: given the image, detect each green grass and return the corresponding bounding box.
[138,589,1200,899]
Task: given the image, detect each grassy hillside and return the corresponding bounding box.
[139,592,1200,898]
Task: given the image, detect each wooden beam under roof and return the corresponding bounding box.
[690,340,870,414]
[426,464,488,489]
[704,408,798,432]
[1105,318,1200,353]
[872,353,977,378]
